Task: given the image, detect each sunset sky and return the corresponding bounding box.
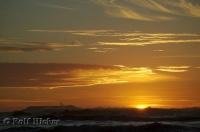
[0,0,200,111]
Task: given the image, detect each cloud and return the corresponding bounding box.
[0,63,172,89]
[28,29,115,37]
[98,42,144,46]
[97,32,200,46]
[65,30,115,36]
[92,0,200,21]
[98,39,200,46]
[37,1,74,11]
[42,66,167,89]
[156,66,190,73]
[168,0,200,17]
[0,38,81,52]
[155,55,200,59]
[28,29,200,47]
[29,29,200,38]
[87,47,114,53]
[153,49,165,52]
[92,0,162,21]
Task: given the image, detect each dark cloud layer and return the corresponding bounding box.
[0,63,199,89]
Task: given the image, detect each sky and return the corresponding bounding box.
[0,0,200,111]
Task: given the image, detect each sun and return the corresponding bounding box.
[135,104,149,110]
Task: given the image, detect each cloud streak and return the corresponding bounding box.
[156,66,190,73]
[0,38,81,52]
[92,0,200,21]
[0,63,173,89]
[97,32,200,46]
[37,1,74,11]
[28,29,200,47]
[87,47,114,53]
[98,39,200,46]
[28,29,115,36]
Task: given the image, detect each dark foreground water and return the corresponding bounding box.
[0,121,200,132]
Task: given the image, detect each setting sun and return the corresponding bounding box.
[135,104,149,110]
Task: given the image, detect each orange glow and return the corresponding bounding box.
[135,104,149,110]
[52,67,172,88]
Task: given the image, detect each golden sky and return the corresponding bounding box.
[0,63,200,111]
[0,0,200,111]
